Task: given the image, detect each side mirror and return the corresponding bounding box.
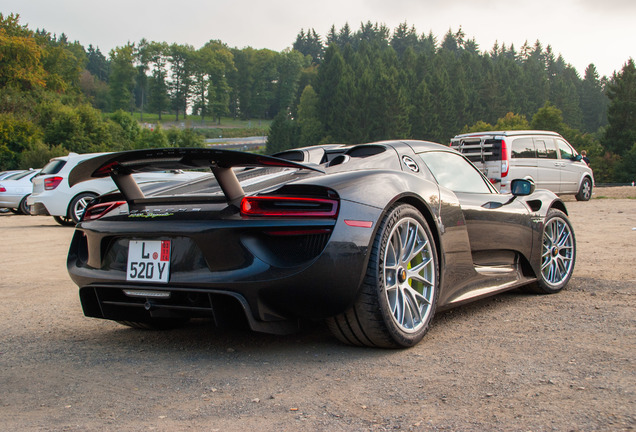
[511,178,535,196]
[571,154,582,162]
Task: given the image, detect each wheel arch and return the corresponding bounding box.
[383,194,444,287]
[549,199,568,216]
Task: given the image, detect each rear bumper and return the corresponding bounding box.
[67,199,383,332]
[29,202,51,216]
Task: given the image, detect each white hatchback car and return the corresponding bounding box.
[28,153,205,225]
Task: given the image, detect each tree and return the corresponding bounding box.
[603,58,636,156]
[531,102,566,134]
[293,28,324,64]
[266,110,297,153]
[0,13,46,91]
[146,41,170,120]
[109,44,136,112]
[297,85,323,147]
[200,40,234,124]
[168,43,195,121]
[86,44,109,82]
[494,112,530,130]
[579,64,608,133]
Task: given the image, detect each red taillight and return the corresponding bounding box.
[82,201,126,221]
[240,196,339,218]
[0,185,6,192]
[500,139,509,177]
[44,176,64,190]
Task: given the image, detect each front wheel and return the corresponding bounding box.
[19,195,31,215]
[575,177,592,201]
[529,209,576,294]
[327,204,439,348]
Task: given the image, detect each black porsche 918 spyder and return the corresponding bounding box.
[66,140,576,348]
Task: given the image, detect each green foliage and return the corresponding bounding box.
[1,14,634,181]
[297,85,323,147]
[266,111,298,153]
[109,44,136,112]
[0,14,46,91]
[0,113,42,168]
[531,102,567,134]
[165,127,204,148]
[603,59,636,156]
[494,112,530,130]
[19,142,67,169]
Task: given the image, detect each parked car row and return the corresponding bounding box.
[27,152,208,225]
[1,131,595,225]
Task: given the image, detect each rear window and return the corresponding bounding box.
[40,159,67,175]
[451,137,503,162]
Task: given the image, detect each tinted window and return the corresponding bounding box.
[556,139,575,159]
[535,139,557,159]
[10,171,34,180]
[3,171,25,180]
[419,151,493,194]
[511,138,536,158]
[40,159,67,175]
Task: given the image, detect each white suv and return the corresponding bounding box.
[28,153,205,225]
[451,130,594,201]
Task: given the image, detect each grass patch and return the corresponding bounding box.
[130,113,272,129]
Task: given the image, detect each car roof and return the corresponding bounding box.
[453,130,562,139]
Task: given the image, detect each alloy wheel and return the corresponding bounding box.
[383,217,436,333]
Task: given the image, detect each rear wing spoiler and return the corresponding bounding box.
[68,147,324,203]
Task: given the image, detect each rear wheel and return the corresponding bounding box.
[327,204,439,348]
[53,215,75,226]
[69,192,97,223]
[528,209,576,294]
[575,177,592,201]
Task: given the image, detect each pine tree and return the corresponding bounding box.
[580,64,608,132]
[603,59,636,156]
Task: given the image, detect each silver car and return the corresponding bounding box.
[0,169,40,214]
[451,130,595,201]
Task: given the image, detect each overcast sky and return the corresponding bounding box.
[2,0,634,78]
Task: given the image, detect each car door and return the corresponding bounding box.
[555,138,583,194]
[419,151,534,261]
[534,138,561,193]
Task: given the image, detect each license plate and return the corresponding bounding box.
[127,240,171,283]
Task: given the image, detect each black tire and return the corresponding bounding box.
[117,318,189,330]
[53,215,76,226]
[527,208,576,294]
[69,192,98,223]
[9,208,20,214]
[18,195,30,215]
[575,177,592,201]
[327,203,439,348]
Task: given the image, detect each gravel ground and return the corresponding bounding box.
[0,187,634,431]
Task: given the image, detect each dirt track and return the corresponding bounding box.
[0,187,634,431]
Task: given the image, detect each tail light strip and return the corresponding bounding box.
[82,201,126,221]
[240,196,339,218]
